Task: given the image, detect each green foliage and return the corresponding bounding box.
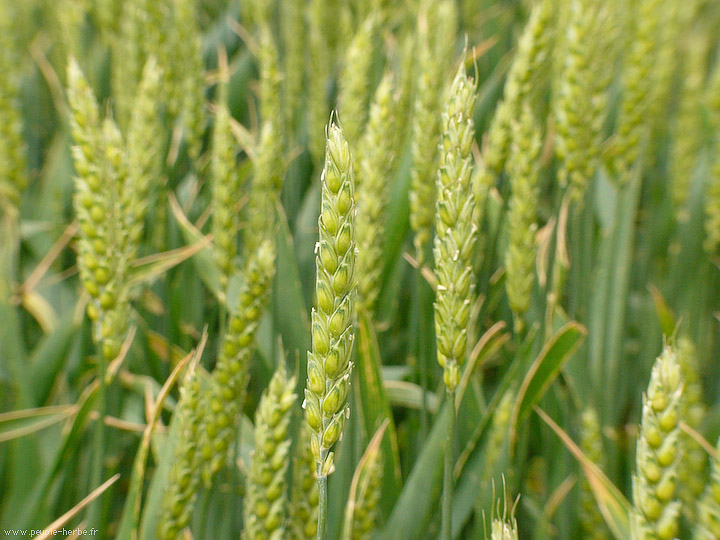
[3,2,720,540]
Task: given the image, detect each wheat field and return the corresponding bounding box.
[1,0,720,539]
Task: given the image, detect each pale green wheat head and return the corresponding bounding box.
[243,367,297,540]
[290,422,319,540]
[433,62,478,392]
[356,72,397,315]
[630,346,683,540]
[579,407,611,540]
[200,241,275,484]
[694,436,720,540]
[304,120,357,477]
[158,370,203,540]
[505,105,542,333]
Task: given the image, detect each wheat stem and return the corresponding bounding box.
[316,472,328,540]
[442,388,455,540]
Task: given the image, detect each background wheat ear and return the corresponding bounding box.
[290,422,320,540]
[243,367,297,540]
[694,437,720,540]
[630,346,683,540]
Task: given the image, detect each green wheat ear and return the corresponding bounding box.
[157,369,203,540]
[433,61,478,392]
[346,446,383,540]
[126,56,163,255]
[704,61,720,255]
[290,422,319,540]
[675,336,707,518]
[210,80,241,289]
[243,367,297,540]
[199,241,275,485]
[579,407,611,540]
[694,437,720,540]
[337,14,378,164]
[304,119,357,478]
[0,0,27,213]
[611,0,667,182]
[505,105,542,334]
[482,0,555,178]
[554,0,611,204]
[356,72,398,315]
[67,58,130,361]
[630,346,682,540]
[409,0,456,264]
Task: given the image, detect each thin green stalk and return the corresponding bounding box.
[413,267,429,441]
[88,355,106,529]
[316,467,328,540]
[442,389,455,540]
